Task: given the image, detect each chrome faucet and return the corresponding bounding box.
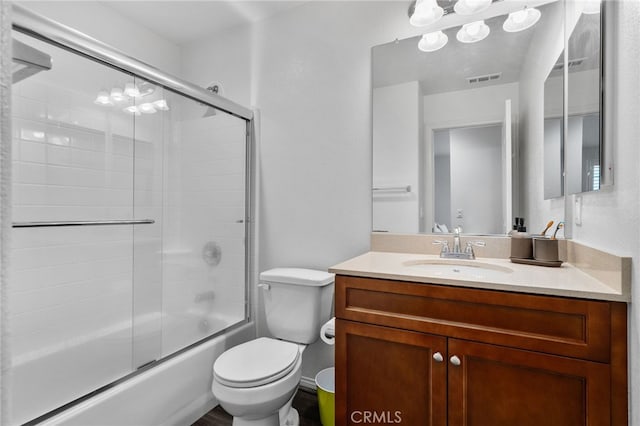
[452,226,462,254]
[433,227,485,259]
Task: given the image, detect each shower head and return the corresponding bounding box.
[12,39,52,84]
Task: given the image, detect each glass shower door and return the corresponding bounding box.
[10,32,138,424]
[159,90,248,357]
[9,27,249,426]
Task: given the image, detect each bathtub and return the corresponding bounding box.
[36,321,255,426]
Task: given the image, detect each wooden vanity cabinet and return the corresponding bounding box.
[335,275,628,426]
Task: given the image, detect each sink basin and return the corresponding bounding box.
[402,259,513,280]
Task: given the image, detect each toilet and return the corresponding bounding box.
[212,268,335,426]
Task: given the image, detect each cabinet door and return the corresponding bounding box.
[336,319,447,426]
[447,339,610,426]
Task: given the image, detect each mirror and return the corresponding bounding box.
[544,2,602,199]
[372,0,603,235]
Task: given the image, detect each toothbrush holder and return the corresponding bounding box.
[533,238,559,262]
[510,232,533,259]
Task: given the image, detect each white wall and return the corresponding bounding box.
[182,0,415,385]
[572,1,640,424]
[372,82,421,233]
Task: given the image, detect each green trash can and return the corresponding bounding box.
[315,367,335,426]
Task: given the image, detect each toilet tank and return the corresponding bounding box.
[259,268,335,344]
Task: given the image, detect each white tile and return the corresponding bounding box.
[112,137,134,156]
[46,145,71,166]
[12,96,47,122]
[20,141,47,163]
[13,163,47,185]
[71,148,105,170]
[112,154,133,172]
[10,257,133,293]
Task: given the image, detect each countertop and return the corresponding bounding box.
[329,251,629,302]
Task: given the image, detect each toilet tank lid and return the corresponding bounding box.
[260,268,335,286]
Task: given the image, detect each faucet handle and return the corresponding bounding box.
[432,240,450,253]
[467,241,486,247]
[464,241,486,256]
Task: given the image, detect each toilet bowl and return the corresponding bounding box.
[211,268,335,426]
[212,338,304,426]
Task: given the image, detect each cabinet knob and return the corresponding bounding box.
[450,355,461,366]
[432,352,444,362]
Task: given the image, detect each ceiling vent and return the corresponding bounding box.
[466,72,502,84]
[552,57,587,71]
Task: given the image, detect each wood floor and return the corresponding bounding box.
[192,387,323,426]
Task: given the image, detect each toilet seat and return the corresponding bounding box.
[213,337,300,388]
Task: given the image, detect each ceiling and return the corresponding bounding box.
[101,1,305,45]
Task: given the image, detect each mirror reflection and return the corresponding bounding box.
[544,4,601,199]
[372,0,602,235]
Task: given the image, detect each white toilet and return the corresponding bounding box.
[212,268,335,426]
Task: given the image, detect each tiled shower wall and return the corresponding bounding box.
[10,69,147,423]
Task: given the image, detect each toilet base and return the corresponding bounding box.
[230,408,298,426]
[281,407,299,426]
[231,412,279,426]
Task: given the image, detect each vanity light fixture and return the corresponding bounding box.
[95,82,168,114]
[124,82,141,98]
[456,20,490,43]
[410,0,444,27]
[503,7,541,32]
[418,31,448,52]
[582,0,601,14]
[94,90,113,106]
[454,0,492,16]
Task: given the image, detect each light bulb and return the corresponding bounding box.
[94,91,113,106]
[426,32,439,43]
[466,22,481,36]
[418,30,448,52]
[503,8,541,33]
[454,0,492,16]
[512,9,528,24]
[110,87,126,102]
[410,0,444,27]
[124,83,141,98]
[456,20,490,43]
[153,99,169,111]
[138,103,157,114]
[123,105,141,116]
